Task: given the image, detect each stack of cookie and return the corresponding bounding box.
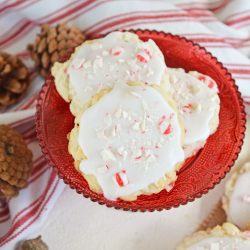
[52,31,220,201]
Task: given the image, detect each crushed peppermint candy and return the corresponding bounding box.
[209,242,220,250]
[111,46,124,56]
[182,103,193,113]
[208,80,215,89]
[143,48,152,59]
[72,58,85,70]
[158,114,174,136]
[163,124,172,135]
[136,53,150,63]
[134,148,143,160]
[198,74,215,89]
[133,147,156,164]
[113,170,128,187]
[165,182,175,192]
[135,47,153,64]
[117,146,128,160]
[242,194,250,203]
[146,154,156,163]
[158,115,166,126]
[101,148,116,162]
[198,75,206,82]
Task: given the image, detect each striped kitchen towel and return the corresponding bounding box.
[0,0,249,249]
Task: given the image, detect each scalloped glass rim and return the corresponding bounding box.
[36,29,246,212]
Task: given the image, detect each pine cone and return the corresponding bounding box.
[28,23,86,78]
[0,125,33,198]
[16,236,48,250]
[0,52,30,110]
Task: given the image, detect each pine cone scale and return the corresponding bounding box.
[0,90,11,106]
[37,38,47,53]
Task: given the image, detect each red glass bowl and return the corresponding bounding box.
[36,30,246,212]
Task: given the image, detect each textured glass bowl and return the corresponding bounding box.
[36,30,246,212]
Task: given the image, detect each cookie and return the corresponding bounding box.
[177,223,250,250]
[164,68,220,158]
[223,162,250,230]
[72,84,184,200]
[52,31,166,120]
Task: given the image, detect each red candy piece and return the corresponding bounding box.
[198,74,215,89]
[134,156,142,160]
[158,115,166,126]
[143,48,152,59]
[111,47,124,56]
[113,51,122,56]
[115,173,124,187]
[198,75,206,81]
[208,80,214,89]
[163,124,172,135]
[136,54,148,63]
[114,170,128,187]
[182,103,193,113]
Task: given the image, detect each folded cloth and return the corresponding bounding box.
[0,0,249,249]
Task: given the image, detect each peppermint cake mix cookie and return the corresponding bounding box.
[52,31,166,119]
[177,223,250,250]
[72,85,184,200]
[51,31,221,201]
[223,162,250,230]
[164,68,220,158]
[51,31,185,200]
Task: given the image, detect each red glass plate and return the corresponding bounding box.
[36,30,246,212]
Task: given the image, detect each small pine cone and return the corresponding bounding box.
[28,23,86,78]
[0,125,33,198]
[0,52,30,110]
[16,236,48,250]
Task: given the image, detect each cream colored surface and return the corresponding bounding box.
[37,120,249,250]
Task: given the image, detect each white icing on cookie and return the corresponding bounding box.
[67,31,165,104]
[228,167,250,229]
[166,68,220,152]
[186,236,250,250]
[78,85,184,200]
